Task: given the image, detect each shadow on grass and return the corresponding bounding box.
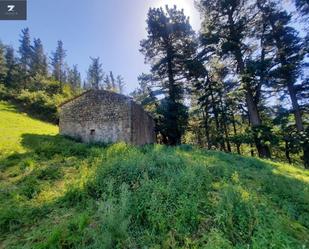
[0,134,92,171]
[0,134,96,234]
[0,134,309,246]
[197,150,309,229]
[0,98,59,124]
[0,101,21,114]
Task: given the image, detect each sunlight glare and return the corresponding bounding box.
[151,0,200,30]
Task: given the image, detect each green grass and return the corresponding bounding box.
[0,101,309,249]
[0,101,57,155]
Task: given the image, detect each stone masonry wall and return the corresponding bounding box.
[59,90,155,145]
[59,91,132,144]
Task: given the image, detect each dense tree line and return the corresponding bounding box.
[0,28,126,122]
[0,2,307,167]
[132,1,308,168]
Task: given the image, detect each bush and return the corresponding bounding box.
[17,90,58,121]
[0,79,78,123]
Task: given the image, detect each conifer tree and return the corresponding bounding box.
[67,64,81,91]
[294,0,309,16]
[198,0,271,158]
[109,71,116,91]
[30,38,48,77]
[18,28,32,74]
[0,42,7,83]
[258,0,308,167]
[87,57,104,90]
[103,74,112,91]
[51,40,66,89]
[116,75,125,94]
[4,46,21,88]
[140,6,197,145]
[265,5,304,130]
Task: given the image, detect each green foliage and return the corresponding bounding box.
[1,102,309,248]
[216,185,257,244]
[67,64,82,91]
[30,38,48,77]
[156,97,189,145]
[87,57,104,90]
[27,76,62,94]
[140,6,197,145]
[18,28,32,74]
[0,76,75,123]
[51,40,66,86]
[0,43,7,82]
[17,90,58,119]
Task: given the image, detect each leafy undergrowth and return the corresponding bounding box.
[0,101,309,249]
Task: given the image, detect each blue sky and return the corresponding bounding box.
[0,0,199,93]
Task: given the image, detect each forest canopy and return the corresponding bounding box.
[132,0,309,168]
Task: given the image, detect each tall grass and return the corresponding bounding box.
[0,101,309,249]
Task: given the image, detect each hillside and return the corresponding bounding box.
[0,101,309,249]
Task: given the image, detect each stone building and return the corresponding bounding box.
[59,90,155,145]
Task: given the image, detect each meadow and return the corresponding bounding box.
[0,101,309,249]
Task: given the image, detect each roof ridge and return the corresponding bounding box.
[58,89,132,108]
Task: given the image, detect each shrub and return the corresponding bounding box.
[17,90,58,121]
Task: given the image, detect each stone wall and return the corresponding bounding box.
[59,91,132,144]
[59,90,155,145]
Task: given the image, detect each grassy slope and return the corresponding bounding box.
[0,101,309,249]
[0,101,58,155]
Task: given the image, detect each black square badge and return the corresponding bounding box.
[0,0,27,20]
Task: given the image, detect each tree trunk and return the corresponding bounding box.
[250,143,255,157]
[203,108,211,150]
[240,59,271,158]
[285,140,292,164]
[232,112,241,155]
[304,145,309,169]
[210,85,225,151]
[224,123,232,153]
[287,83,309,168]
[268,17,308,168]
[219,93,231,152]
[166,47,181,146]
[287,83,304,132]
[226,11,270,158]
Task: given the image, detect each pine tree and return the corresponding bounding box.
[140,6,197,145]
[18,28,32,74]
[30,38,48,77]
[116,75,125,94]
[51,40,66,90]
[294,0,309,16]
[194,59,234,152]
[87,57,104,90]
[83,80,90,90]
[258,0,308,167]
[4,46,21,88]
[198,0,271,158]
[0,42,7,83]
[266,7,305,132]
[67,64,81,91]
[131,73,158,112]
[109,71,116,91]
[103,74,112,91]
[103,72,125,93]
